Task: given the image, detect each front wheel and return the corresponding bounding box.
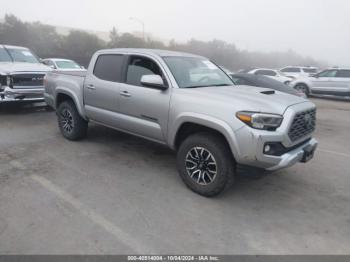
[57,100,88,141]
[177,133,236,197]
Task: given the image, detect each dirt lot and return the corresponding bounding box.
[0,98,349,254]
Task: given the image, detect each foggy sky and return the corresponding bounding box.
[1,0,349,66]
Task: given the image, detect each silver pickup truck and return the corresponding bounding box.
[0,45,51,103]
[44,48,318,197]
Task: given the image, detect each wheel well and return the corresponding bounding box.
[56,93,73,108]
[175,123,232,152]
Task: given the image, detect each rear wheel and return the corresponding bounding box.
[177,133,236,197]
[295,83,309,97]
[57,100,88,140]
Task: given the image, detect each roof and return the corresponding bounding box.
[0,44,28,49]
[97,48,203,58]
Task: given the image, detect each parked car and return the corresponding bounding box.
[289,68,350,97]
[0,44,51,103]
[280,66,318,78]
[248,68,293,84]
[42,58,85,71]
[45,48,318,197]
[230,73,306,97]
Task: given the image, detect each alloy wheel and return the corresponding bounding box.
[185,147,217,185]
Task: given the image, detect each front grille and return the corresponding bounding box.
[288,108,316,142]
[12,73,45,87]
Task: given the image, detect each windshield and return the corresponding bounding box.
[163,56,234,88]
[5,48,39,63]
[0,48,12,62]
[55,60,81,69]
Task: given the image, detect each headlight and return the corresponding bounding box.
[236,111,283,130]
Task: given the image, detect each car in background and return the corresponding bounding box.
[280,66,318,78]
[289,68,350,97]
[248,68,293,84]
[42,58,85,71]
[0,44,51,103]
[230,73,306,98]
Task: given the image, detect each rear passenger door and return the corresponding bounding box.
[84,54,126,127]
[117,55,171,143]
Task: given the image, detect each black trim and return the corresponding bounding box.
[264,138,311,156]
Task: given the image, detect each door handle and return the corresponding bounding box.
[120,91,131,97]
[86,84,95,90]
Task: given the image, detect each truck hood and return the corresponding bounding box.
[0,62,52,74]
[179,85,309,115]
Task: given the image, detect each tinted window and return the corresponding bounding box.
[0,48,12,62]
[318,70,337,77]
[255,70,277,76]
[93,54,124,82]
[336,70,350,78]
[303,68,317,73]
[281,67,301,73]
[126,56,163,87]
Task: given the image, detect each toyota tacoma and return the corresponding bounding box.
[44,48,318,197]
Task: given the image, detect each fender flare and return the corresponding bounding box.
[168,112,242,161]
[55,87,87,120]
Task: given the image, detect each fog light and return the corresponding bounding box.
[264,145,271,153]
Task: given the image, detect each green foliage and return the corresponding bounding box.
[0,14,326,69]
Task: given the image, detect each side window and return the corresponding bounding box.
[318,70,337,77]
[255,70,276,76]
[126,56,163,87]
[281,67,301,73]
[336,70,350,78]
[93,54,125,82]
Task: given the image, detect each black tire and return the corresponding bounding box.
[295,83,309,97]
[177,132,236,197]
[57,100,88,141]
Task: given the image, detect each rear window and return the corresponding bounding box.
[336,70,350,78]
[281,67,301,73]
[93,54,125,82]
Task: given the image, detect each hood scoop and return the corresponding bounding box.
[260,90,275,95]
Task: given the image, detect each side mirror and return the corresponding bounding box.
[141,75,168,90]
[50,65,56,69]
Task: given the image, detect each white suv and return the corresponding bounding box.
[290,68,350,97]
[280,66,318,78]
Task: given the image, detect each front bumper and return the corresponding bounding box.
[265,138,317,171]
[232,102,318,171]
[0,86,45,102]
